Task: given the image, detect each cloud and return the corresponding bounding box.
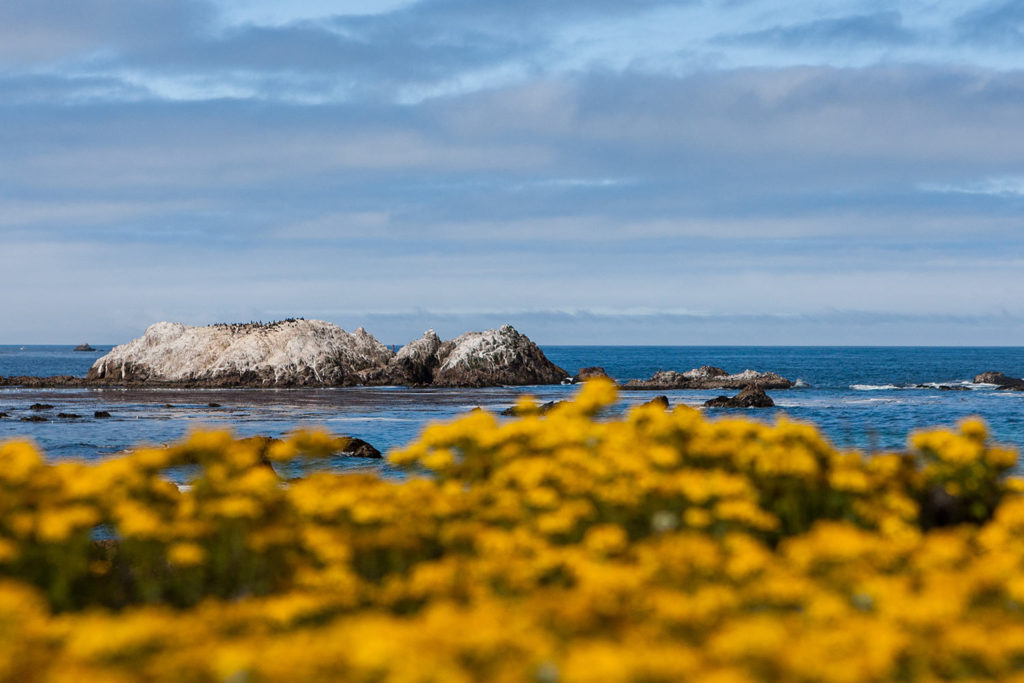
[0,0,209,65]
[956,0,1024,47]
[919,177,1024,197]
[720,11,915,49]
[3,3,1024,342]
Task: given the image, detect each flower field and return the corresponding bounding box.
[2,379,1024,681]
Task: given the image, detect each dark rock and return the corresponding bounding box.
[73,343,96,352]
[973,371,1024,390]
[238,436,280,473]
[501,400,565,417]
[572,367,611,383]
[57,413,81,419]
[20,415,48,422]
[625,366,792,390]
[641,395,670,409]
[704,385,775,408]
[29,403,54,410]
[374,330,442,385]
[0,412,8,418]
[207,402,222,408]
[164,404,175,408]
[94,411,112,419]
[344,437,381,458]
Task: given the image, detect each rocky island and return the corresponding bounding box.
[623,366,793,390]
[82,319,567,388]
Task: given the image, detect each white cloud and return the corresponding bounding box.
[919,176,1024,197]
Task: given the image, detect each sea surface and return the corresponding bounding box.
[2,345,1023,478]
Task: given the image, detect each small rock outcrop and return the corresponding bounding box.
[94,411,112,419]
[87,320,395,387]
[974,372,1024,390]
[625,366,792,390]
[73,343,96,352]
[641,395,670,410]
[572,367,610,383]
[29,403,54,411]
[343,438,382,458]
[704,385,775,408]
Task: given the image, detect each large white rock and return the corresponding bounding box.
[88,319,394,385]
[432,324,567,387]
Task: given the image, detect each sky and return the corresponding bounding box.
[3,0,1024,345]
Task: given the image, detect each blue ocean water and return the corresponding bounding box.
[1,345,1023,477]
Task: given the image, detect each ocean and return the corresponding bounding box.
[2,345,1023,478]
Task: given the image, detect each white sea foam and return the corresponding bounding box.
[850,384,901,391]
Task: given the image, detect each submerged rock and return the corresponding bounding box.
[572,367,611,384]
[973,372,1024,390]
[94,411,112,419]
[704,385,775,408]
[57,413,81,419]
[501,400,565,417]
[0,375,88,388]
[29,403,54,411]
[20,415,48,422]
[87,319,394,387]
[625,366,792,390]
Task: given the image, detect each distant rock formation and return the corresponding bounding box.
[87,320,394,386]
[973,372,1024,390]
[374,325,567,388]
[73,343,96,352]
[82,320,565,389]
[704,385,775,408]
[432,325,567,387]
[624,366,792,390]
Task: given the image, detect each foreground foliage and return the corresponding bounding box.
[2,380,1024,681]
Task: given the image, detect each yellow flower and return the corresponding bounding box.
[167,542,206,567]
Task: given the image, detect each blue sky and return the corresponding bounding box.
[3,0,1024,344]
